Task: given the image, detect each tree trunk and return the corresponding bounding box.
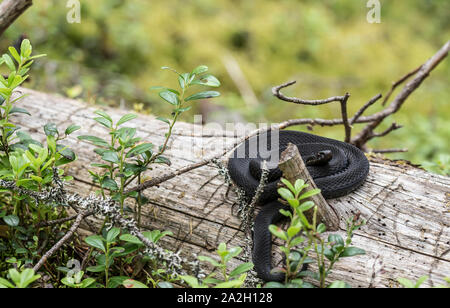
[15,88,450,288]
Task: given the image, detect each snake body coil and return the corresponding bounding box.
[228,130,369,282]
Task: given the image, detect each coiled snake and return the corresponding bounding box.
[228,130,369,282]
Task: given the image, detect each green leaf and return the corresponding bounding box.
[159,91,179,105]
[180,275,200,288]
[20,39,32,58]
[44,123,58,137]
[278,187,294,200]
[298,189,321,200]
[328,234,345,246]
[269,225,287,241]
[185,91,220,102]
[3,215,19,227]
[328,281,350,288]
[9,107,31,116]
[298,201,315,212]
[86,264,106,273]
[126,143,153,158]
[340,247,366,258]
[192,74,221,87]
[8,47,20,62]
[397,278,415,288]
[122,279,149,288]
[317,223,326,233]
[192,65,208,75]
[101,151,120,164]
[117,114,137,126]
[85,235,105,252]
[119,234,142,245]
[3,54,15,71]
[94,117,112,129]
[157,281,174,288]
[156,117,170,125]
[101,177,118,191]
[294,179,307,194]
[280,178,295,193]
[65,124,81,135]
[94,110,112,123]
[0,277,15,288]
[214,274,246,288]
[415,276,429,288]
[230,263,254,277]
[287,225,301,238]
[77,135,110,148]
[264,281,286,288]
[106,227,120,243]
[197,256,221,267]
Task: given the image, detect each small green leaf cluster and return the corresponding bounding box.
[61,270,96,288]
[0,267,40,288]
[82,227,173,288]
[397,276,450,289]
[180,242,253,288]
[78,110,155,214]
[266,178,366,288]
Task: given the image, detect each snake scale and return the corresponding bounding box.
[228,130,369,282]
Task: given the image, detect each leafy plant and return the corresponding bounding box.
[180,242,253,288]
[61,270,96,288]
[0,268,40,288]
[78,65,220,224]
[265,178,365,288]
[84,227,174,288]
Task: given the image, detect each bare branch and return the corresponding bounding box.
[272,80,347,105]
[381,65,422,106]
[350,93,382,125]
[372,148,408,154]
[0,0,33,37]
[340,93,351,143]
[34,211,87,272]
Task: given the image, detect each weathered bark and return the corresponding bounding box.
[279,142,339,231]
[0,0,32,37]
[13,88,450,288]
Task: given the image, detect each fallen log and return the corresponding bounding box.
[13,87,450,288]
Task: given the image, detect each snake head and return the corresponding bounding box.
[305,150,333,166]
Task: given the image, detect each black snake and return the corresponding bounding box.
[228,130,369,282]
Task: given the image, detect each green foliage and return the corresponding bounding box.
[83,227,174,288]
[0,40,79,283]
[0,268,40,288]
[180,242,253,288]
[266,178,365,288]
[61,271,96,288]
[79,65,220,223]
[397,276,450,289]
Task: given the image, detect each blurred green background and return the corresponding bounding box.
[1,0,449,173]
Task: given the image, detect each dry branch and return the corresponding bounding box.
[0,0,32,37]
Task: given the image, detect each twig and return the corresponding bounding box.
[340,93,351,143]
[36,211,95,228]
[381,65,422,106]
[33,211,86,272]
[350,93,382,125]
[372,148,408,154]
[272,80,348,105]
[0,0,33,37]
